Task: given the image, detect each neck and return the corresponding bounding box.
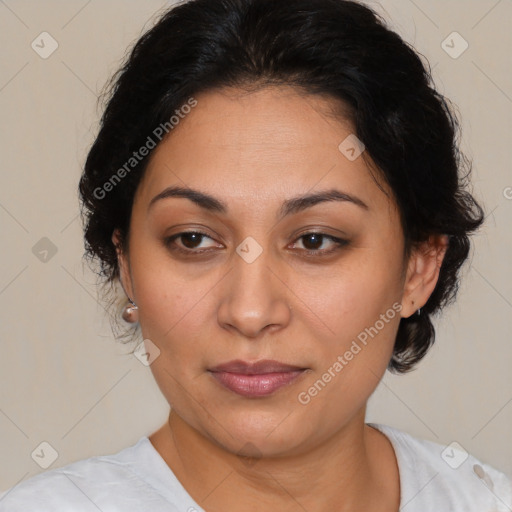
[149,408,400,512]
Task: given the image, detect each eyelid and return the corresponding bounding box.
[289,232,349,255]
[164,229,220,252]
[164,229,349,257]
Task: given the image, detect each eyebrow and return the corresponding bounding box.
[148,185,369,219]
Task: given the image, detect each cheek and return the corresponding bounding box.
[293,249,404,343]
[131,252,224,366]
[136,275,212,343]
[294,296,401,435]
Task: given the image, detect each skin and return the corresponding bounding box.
[112,85,448,512]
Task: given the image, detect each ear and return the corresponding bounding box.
[112,229,134,300]
[400,234,449,318]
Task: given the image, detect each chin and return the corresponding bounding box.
[200,408,312,458]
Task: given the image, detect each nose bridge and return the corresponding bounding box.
[231,236,277,302]
[233,237,271,292]
[217,235,291,336]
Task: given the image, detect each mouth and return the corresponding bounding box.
[208,359,308,398]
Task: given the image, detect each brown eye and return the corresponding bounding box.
[291,232,349,256]
[180,232,206,249]
[301,233,324,250]
[164,231,219,254]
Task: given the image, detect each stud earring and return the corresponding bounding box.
[122,297,139,323]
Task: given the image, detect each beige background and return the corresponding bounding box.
[0,0,511,491]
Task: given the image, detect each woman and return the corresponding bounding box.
[1,0,510,510]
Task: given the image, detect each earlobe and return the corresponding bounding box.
[400,234,449,318]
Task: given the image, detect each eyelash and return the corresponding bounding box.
[164,230,349,257]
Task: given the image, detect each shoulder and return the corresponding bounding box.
[369,423,512,512]
[0,437,178,511]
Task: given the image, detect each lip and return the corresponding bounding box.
[208,359,308,397]
[209,359,305,374]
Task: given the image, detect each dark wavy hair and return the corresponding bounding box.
[78,0,484,373]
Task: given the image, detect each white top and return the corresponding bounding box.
[1,423,511,511]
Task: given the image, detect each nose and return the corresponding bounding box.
[217,246,292,339]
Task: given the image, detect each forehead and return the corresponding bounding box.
[135,85,394,218]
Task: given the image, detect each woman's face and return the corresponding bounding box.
[115,85,425,457]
